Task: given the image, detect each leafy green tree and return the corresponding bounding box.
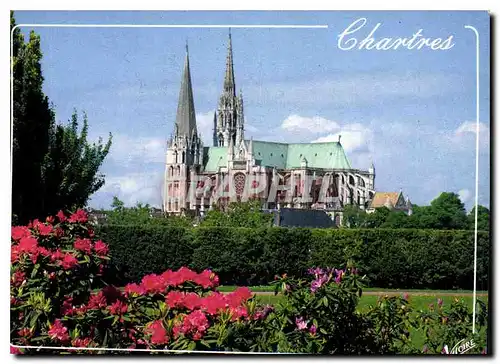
[200,200,273,228]
[11,13,112,223]
[364,207,391,228]
[468,205,490,231]
[427,192,468,230]
[11,12,55,224]
[341,205,367,228]
[42,111,112,215]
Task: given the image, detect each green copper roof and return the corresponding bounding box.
[202,140,352,172]
[203,147,227,172]
[286,142,352,169]
[252,141,288,169]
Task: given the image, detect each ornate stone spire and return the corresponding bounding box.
[174,42,197,137]
[223,29,236,96]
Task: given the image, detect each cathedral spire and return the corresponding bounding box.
[174,42,197,137]
[223,28,236,95]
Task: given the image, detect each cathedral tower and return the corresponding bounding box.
[164,44,203,213]
[213,30,245,148]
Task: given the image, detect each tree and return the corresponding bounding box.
[11,12,55,224]
[428,192,468,230]
[42,111,112,215]
[11,13,112,224]
[468,205,490,232]
[341,205,367,228]
[200,200,273,228]
[364,207,391,228]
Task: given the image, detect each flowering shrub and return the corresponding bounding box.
[10,211,488,355]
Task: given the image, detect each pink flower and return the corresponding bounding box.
[11,226,31,241]
[11,271,26,287]
[183,292,201,310]
[200,292,227,315]
[141,274,165,294]
[10,346,22,355]
[109,300,128,315]
[61,253,79,269]
[166,290,185,308]
[48,319,70,343]
[230,306,248,321]
[309,325,317,335]
[18,236,38,254]
[72,337,92,348]
[68,209,88,223]
[124,283,145,296]
[88,291,107,309]
[93,240,109,256]
[18,328,33,338]
[56,210,67,222]
[74,238,93,254]
[402,293,409,301]
[146,320,169,345]
[295,316,307,331]
[36,223,53,236]
[437,298,443,307]
[50,249,65,262]
[46,216,55,224]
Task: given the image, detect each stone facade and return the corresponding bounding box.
[164,33,377,223]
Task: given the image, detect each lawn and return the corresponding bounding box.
[253,292,489,350]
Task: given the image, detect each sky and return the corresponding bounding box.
[13,11,490,211]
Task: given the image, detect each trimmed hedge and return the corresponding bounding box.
[95,225,490,290]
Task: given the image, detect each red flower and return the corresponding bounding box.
[93,240,109,256]
[68,209,88,223]
[37,223,53,236]
[146,320,169,345]
[74,238,93,254]
[29,251,40,264]
[61,297,75,316]
[226,287,252,308]
[88,291,107,309]
[88,228,95,238]
[200,292,227,315]
[48,319,70,343]
[141,274,165,294]
[10,346,22,355]
[46,216,55,224]
[11,245,19,263]
[124,283,145,296]
[72,337,92,348]
[109,300,128,315]
[56,210,67,222]
[181,310,210,339]
[18,328,33,338]
[166,291,185,308]
[183,292,201,311]
[11,226,31,241]
[18,236,38,254]
[50,249,65,262]
[230,306,248,321]
[38,247,51,257]
[177,267,198,282]
[55,227,64,238]
[61,253,79,269]
[11,271,26,287]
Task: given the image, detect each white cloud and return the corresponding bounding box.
[311,123,373,153]
[458,188,472,204]
[281,114,340,133]
[108,134,166,165]
[97,172,164,208]
[446,121,490,151]
[195,110,215,145]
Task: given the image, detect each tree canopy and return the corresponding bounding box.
[11,12,112,224]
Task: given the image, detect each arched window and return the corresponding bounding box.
[169,166,174,177]
[182,151,186,163]
[174,151,178,164]
[359,178,365,188]
[349,175,355,186]
[177,166,181,176]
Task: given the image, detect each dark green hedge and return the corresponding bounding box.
[95,225,490,290]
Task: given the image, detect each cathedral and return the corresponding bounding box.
[163,32,389,224]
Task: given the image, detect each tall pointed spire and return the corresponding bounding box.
[223,28,236,95]
[175,42,197,137]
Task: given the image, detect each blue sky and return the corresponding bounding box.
[13,11,490,210]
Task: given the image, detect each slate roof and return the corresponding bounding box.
[175,46,197,137]
[273,208,335,228]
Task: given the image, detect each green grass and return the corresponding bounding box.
[219,285,488,294]
[254,292,488,349]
